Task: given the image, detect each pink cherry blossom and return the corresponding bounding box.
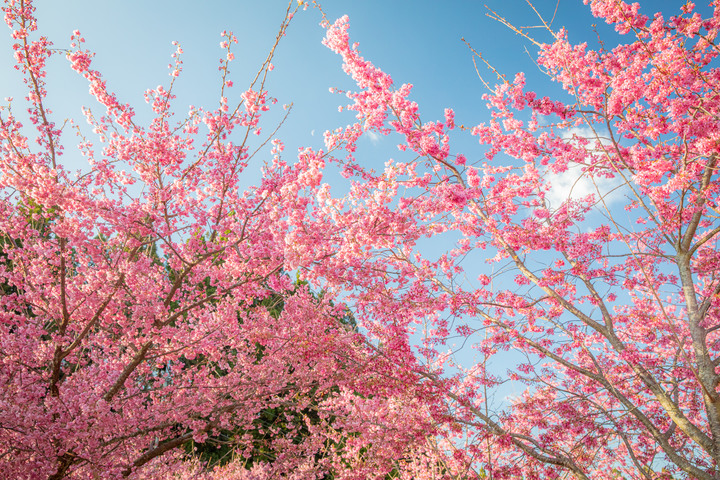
[2,0,720,479]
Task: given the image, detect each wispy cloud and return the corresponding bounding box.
[367,130,381,145]
[544,126,626,209]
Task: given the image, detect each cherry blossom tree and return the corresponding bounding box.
[0,1,434,479]
[4,0,720,478]
[306,1,720,479]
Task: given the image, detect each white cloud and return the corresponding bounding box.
[561,125,599,142]
[367,130,381,145]
[544,165,620,208]
[544,126,626,209]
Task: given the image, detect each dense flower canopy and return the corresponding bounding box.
[1,0,719,479]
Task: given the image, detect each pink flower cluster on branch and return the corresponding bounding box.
[2,0,720,479]
[0,2,438,479]
[305,1,720,479]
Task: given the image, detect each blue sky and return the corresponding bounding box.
[0,1,685,174]
[0,1,702,180]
